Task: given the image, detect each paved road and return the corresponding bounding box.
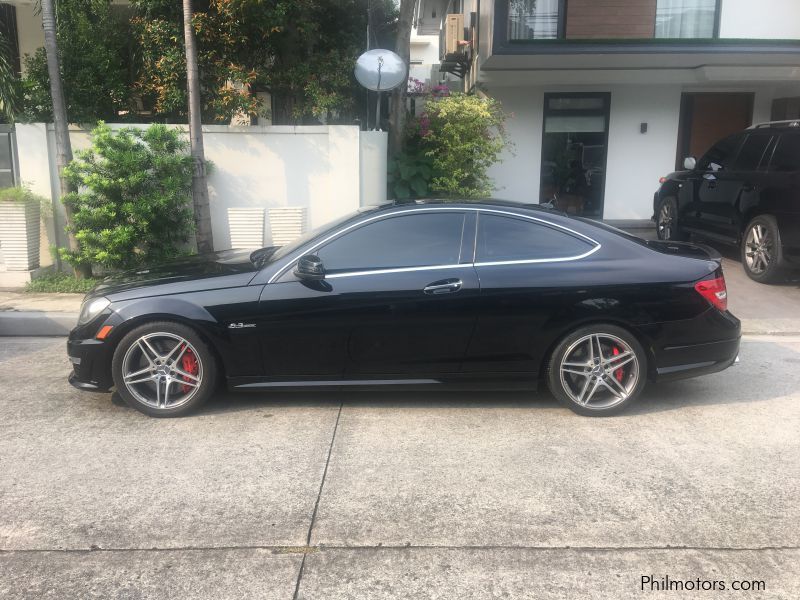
[0,337,798,599]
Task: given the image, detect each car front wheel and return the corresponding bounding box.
[742,215,784,284]
[546,325,647,416]
[112,321,218,417]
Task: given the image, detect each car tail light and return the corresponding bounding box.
[694,276,728,311]
[659,176,667,184]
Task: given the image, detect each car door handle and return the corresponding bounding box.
[423,279,462,295]
[742,182,757,192]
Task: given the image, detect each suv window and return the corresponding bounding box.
[476,213,594,263]
[316,212,465,273]
[734,134,772,171]
[698,135,743,172]
[769,134,800,173]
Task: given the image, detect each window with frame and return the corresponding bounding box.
[733,134,773,171]
[315,212,465,274]
[508,0,560,41]
[655,0,717,39]
[476,214,594,263]
[697,135,743,173]
[769,135,800,173]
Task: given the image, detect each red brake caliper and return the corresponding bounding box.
[180,346,199,393]
[612,346,624,382]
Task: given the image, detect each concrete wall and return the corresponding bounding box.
[720,0,800,39]
[485,83,793,220]
[15,124,387,265]
[14,1,44,75]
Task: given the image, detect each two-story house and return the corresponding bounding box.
[425,0,800,222]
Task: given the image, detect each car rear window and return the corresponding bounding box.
[476,213,594,263]
[769,134,800,172]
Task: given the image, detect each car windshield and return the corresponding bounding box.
[250,206,379,268]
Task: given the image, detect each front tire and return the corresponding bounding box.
[112,321,218,417]
[742,215,784,284]
[546,324,647,416]
[656,196,687,241]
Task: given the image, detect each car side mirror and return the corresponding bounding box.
[683,156,696,170]
[294,254,325,281]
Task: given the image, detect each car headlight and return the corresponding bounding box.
[78,297,111,325]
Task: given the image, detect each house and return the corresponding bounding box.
[424,0,800,222]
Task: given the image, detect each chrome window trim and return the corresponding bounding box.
[326,263,467,279]
[268,206,601,283]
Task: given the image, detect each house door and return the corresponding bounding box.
[676,93,753,170]
[539,93,610,219]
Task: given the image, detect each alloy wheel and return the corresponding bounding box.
[121,332,203,410]
[657,201,674,240]
[559,333,640,410]
[744,223,772,275]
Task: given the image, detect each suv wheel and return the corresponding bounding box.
[742,215,784,284]
[656,197,687,241]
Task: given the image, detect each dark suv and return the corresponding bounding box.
[654,121,800,283]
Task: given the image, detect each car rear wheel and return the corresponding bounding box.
[546,324,647,416]
[742,215,784,284]
[112,321,218,417]
[656,197,687,241]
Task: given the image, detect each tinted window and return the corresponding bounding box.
[698,135,743,172]
[769,134,800,172]
[316,212,464,273]
[476,214,593,263]
[734,134,772,171]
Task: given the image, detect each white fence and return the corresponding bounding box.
[15,123,388,267]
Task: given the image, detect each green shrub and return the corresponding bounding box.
[419,93,508,198]
[25,273,99,294]
[0,186,51,215]
[59,122,195,272]
[387,146,433,200]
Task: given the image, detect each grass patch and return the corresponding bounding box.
[25,273,100,294]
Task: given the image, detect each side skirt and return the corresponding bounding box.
[227,375,539,393]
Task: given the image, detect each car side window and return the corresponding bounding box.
[733,134,773,171]
[769,135,800,173]
[315,212,465,274]
[697,135,743,173]
[476,213,594,263]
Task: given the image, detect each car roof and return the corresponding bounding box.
[378,198,567,214]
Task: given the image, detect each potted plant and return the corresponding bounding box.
[0,186,43,271]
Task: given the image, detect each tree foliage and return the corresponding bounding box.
[60,123,195,271]
[0,30,20,121]
[20,0,132,123]
[131,0,398,124]
[389,93,510,200]
[420,93,509,198]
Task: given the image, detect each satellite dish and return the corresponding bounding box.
[354,49,407,92]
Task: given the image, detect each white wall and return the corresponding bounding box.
[486,85,682,220]
[15,124,386,258]
[14,2,43,74]
[720,0,800,39]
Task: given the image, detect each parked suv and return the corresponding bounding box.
[654,121,800,283]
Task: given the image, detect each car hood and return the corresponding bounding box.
[91,249,259,298]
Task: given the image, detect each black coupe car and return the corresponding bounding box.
[68,200,740,417]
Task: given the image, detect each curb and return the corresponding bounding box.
[0,311,78,336]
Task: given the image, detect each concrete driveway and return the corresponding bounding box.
[0,337,798,598]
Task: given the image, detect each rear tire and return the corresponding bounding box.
[741,215,784,284]
[656,196,688,241]
[112,321,218,417]
[546,324,647,417]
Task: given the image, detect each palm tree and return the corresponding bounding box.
[41,0,90,276]
[182,0,214,254]
[0,30,20,121]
